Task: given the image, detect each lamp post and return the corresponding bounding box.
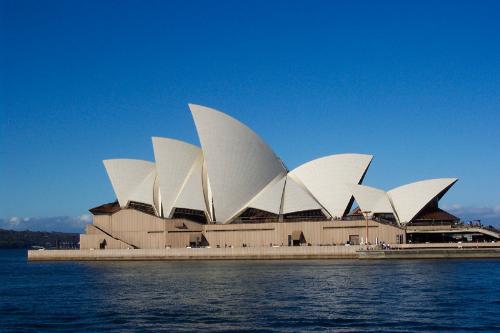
[362,210,372,249]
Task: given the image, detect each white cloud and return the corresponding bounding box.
[0,214,92,233]
[8,217,21,226]
[78,214,92,223]
[444,204,500,227]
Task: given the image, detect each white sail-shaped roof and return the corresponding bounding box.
[290,154,373,218]
[202,161,214,221]
[282,176,323,214]
[152,137,203,217]
[189,104,287,223]
[173,153,207,213]
[247,175,286,214]
[153,174,162,215]
[350,184,394,215]
[103,159,156,208]
[387,178,458,224]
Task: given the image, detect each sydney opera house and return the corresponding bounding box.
[80,105,498,250]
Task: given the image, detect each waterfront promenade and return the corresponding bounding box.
[28,243,500,261]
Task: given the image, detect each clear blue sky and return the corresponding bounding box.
[1,0,499,230]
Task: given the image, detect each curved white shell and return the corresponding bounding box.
[388,178,458,224]
[290,154,373,217]
[189,104,287,223]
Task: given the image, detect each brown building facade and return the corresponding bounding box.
[80,208,406,250]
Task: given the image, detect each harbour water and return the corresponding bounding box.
[1,249,499,332]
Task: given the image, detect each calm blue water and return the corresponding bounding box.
[0,250,499,332]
